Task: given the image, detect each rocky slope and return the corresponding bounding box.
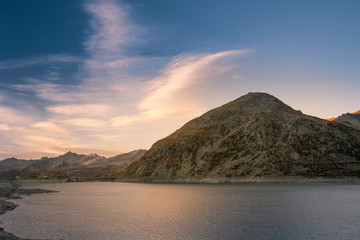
[0,150,146,180]
[0,158,35,179]
[114,92,360,182]
[332,110,360,130]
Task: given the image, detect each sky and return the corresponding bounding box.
[0,0,359,159]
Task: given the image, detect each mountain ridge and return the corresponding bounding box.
[0,149,146,180]
[332,111,360,130]
[326,110,360,127]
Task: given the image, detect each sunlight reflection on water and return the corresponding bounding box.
[1,182,360,240]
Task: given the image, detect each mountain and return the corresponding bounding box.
[106,150,149,168]
[0,150,146,180]
[0,157,35,171]
[326,110,360,121]
[0,158,35,179]
[114,92,360,182]
[329,110,360,130]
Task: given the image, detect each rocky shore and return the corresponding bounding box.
[0,181,55,240]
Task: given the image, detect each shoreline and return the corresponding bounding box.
[0,180,56,240]
[114,176,360,184]
[17,176,360,185]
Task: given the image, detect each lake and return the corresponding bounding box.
[0,182,359,240]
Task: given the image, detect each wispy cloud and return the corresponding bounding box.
[0,106,35,126]
[139,50,249,118]
[62,118,107,128]
[110,50,249,127]
[0,54,81,70]
[0,0,250,159]
[32,121,64,132]
[48,104,112,117]
[0,124,11,131]
[82,0,148,90]
[84,0,139,56]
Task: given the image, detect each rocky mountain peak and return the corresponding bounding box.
[218,92,283,111]
[63,151,76,156]
[236,92,279,103]
[200,92,302,122]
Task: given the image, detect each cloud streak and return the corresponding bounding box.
[84,0,139,56]
[0,54,81,70]
[48,104,112,117]
[139,50,249,118]
[109,50,249,128]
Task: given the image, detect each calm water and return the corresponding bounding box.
[0,182,359,240]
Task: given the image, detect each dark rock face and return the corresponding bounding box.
[117,93,360,181]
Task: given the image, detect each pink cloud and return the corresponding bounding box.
[84,0,140,56]
[48,104,112,117]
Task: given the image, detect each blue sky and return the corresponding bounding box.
[0,0,359,159]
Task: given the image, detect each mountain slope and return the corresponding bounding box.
[0,158,35,179]
[0,158,35,171]
[332,111,360,130]
[0,150,146,180]
[106,150,148,168]
[115,93,360,181]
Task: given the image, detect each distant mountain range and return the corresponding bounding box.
[114,92,360,182]
[0,150,146,180]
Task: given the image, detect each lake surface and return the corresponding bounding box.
[0,182,359,240]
